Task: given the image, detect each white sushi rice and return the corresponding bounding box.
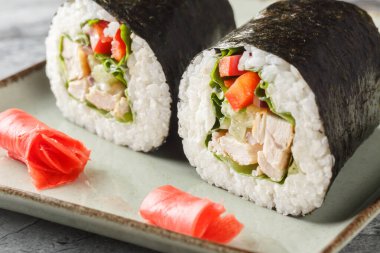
[178,47,335,215]
[46,0,171,152]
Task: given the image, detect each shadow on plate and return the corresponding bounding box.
[150,133,187,162]
[149,113,188,162]
[302,127,380,223]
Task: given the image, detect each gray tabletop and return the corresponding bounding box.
[0,1,379,252]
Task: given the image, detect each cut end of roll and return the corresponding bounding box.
[46,0,172,152]
[178,47,334,216]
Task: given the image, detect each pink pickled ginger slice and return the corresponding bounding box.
[140,185,244,243]
[0,108,91,190]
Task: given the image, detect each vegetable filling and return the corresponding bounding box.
[206,48,299,183]
[59,19,133,123]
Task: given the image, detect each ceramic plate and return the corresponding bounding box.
[0,1,379,253]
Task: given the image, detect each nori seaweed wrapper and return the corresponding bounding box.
[214,0,380,181]
[94,0,236,153]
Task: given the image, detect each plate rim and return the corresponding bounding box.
[0,61,46,87]
[0,62,379,253]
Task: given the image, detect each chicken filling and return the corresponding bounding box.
[206,48,299,182]
[59,20,133,123]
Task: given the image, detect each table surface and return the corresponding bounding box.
[0,1,379,252]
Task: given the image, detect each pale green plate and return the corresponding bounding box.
[0,1,379,253]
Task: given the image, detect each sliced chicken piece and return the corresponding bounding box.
[208,131,227,156]
[257,152,286,181]
[113,97,130,119]
[68,79,89,101]
[86,86,123,112]
[251,111,267,145]
[77,47,91,77]
[62,39,90,80]
[219,133,262,166]
[246,131,255,146]
[265,114,294,150]
[258,114,294,181]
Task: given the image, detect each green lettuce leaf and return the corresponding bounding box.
[94,54,128,86]
[58,35,66,70]
[116,111,134,123]
[73,33,90,47]
[215,154,258,175]
[254,173,286,184]
[85,101,110,116]
[210,58,227,93]
[221,47,244,57]
[211,93,223,125]
[118,24,132,66]
[215,153,287,183]
[287,157,300,175]
[80,19,100,28]
[255,80,295,126]
[85,101,133,123]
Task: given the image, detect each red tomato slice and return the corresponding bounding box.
[225,72,261,111]
[219,55,247,77]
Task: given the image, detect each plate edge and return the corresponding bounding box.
[0,186,256,253]
[0,61,46,87]
[321,197,380,253]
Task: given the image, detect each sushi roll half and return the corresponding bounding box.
[46,0,235,152]
[178,0,380,215]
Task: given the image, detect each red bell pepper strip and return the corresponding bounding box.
[111,29,127,62]
[225,72,261,111]
[90,20,112,55]
[0,109,91,190]
[140,185,243,244]
[224,78,236,88]
[219,55,247,77]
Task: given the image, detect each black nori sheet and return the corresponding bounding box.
[93,0,236,154]
[214,0,380,181]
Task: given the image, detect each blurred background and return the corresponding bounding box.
[1,0,379,80]
[0,0,379,252]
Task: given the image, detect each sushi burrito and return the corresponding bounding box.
[46,0,235,152]
[178,0,380,216]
